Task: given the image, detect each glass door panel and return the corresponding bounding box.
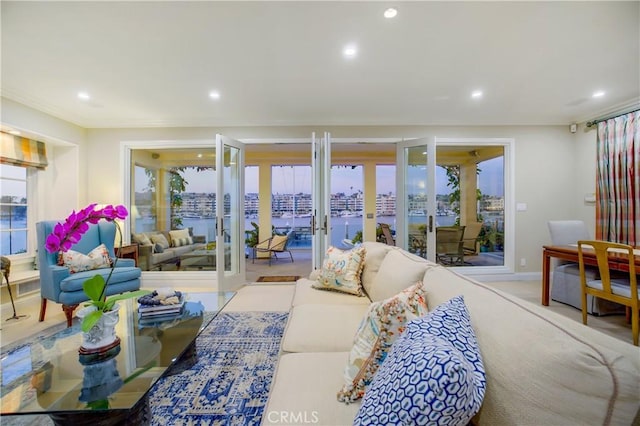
[216,134,245,289]
[311,132,331,269]
[397,139,436,261]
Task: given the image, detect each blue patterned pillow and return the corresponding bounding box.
[354,295,485,426]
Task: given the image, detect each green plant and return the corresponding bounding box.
[245,221,260,247]
[351,225,383,245]
[443,165,484,224]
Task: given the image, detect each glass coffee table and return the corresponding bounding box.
[0,291,235,425]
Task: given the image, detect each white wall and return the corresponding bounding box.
[1,98,87,219]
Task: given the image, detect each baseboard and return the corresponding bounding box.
[465,271,541,282]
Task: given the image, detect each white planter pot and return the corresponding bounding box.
[76,304,120,351]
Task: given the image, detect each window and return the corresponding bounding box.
[0,164,28,256]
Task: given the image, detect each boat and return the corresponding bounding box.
[340,210,358,218]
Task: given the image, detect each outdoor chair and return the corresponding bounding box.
[462,221,483,256]
[252,231,294,266]
[436,226,466,266]
[379,223,395,246]
[36,221,142,327]
[578,240,639,345]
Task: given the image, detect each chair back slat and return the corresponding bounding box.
[577,239,639,345]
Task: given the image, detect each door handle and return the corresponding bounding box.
[324,215,328,235]
[428,215,433,233]
[311,215,316,235]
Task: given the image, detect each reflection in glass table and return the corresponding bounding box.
[0,291,235,425]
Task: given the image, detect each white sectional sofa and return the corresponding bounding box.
[264,242,640,426]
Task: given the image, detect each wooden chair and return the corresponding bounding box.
[252,231,294,266]
[577,240,639,346]
[379,223,395,246]
[436,226,466,266]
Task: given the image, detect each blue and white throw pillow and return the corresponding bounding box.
[354,295,486,426]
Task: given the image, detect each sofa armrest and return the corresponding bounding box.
[192,235,206,244]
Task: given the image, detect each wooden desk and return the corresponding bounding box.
[541,245,640,306]
[115,243,139,267]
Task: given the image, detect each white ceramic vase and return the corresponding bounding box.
[76,304,120,351]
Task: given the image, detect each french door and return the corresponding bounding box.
[397,138,437,262]
[311,132,332,269]
[216,134,245,289]
[397,137,513,272]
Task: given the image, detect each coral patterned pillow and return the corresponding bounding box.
[338,281,428,403]
[312,246,366,296]
[60,244,112,273]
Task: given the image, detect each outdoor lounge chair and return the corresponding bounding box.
[436,225,466,266]
[462,221,483,256]
[252,231,294,266]
[379,223,396,246]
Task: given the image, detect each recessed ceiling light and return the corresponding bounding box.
[77,92,90,100]
[197,153,203,158]
[209,91,221,100]
[471,90,483,99]
[384,8,398,19]
[343,45,357,58]
[592,91,605,98]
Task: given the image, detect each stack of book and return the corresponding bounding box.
[138,298,185,326]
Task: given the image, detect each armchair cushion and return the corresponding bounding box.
[60,243,112,273]
[59,266,142,293]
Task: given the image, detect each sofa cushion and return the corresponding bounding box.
[150,233,170,250]
[293,278,370,306]
[338,281,429,403]
[421,266,640,425]
[60,244,112,273]
[367,248,431,302]
[264,352,360,426]
[282,304,370,352]
[313,246,366,296]
[355,295,485,426]
[169,229,193,247]
[360,241,393,296]
[132,232,152,246]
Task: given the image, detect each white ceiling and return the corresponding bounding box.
[1,1,639,129]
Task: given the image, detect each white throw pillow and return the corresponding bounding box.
[151,233,170,249]
[367,248,431,302]
[169,229,192,247]
[61,244,112,273]
[312,246,366,296]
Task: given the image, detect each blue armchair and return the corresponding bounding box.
[36,220,142,327]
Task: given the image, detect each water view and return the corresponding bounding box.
[137,215,458,250]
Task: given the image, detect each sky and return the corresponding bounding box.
[136,157,504,196]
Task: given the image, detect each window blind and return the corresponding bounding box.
[0,131,48,169]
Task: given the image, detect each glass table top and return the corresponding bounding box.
[0,291,235,420]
